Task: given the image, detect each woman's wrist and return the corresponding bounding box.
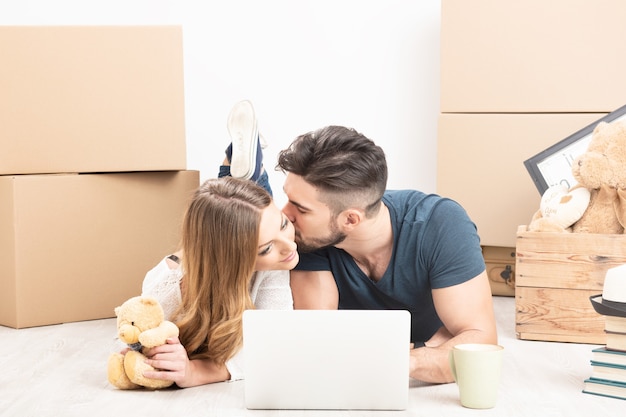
[176,358,230,388]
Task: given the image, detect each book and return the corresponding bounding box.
[592,347,626,367]
[590,361,626,384]
[606,330,626,352]
[583,377,626,400]
[605,315,626,334]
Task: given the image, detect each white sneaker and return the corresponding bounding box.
[227,100,258,180]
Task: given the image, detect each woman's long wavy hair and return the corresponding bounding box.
[175,177,271,364]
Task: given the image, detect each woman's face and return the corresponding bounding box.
[254,203,299,271]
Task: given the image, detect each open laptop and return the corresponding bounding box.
[242,309,410,410]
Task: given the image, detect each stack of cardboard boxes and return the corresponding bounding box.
[0,26,200,328]
[438,0,626,341]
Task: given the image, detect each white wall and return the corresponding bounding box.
[0,0,441,207]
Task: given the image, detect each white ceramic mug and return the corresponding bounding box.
[449,343,504,409]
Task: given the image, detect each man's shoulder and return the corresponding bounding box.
[383,189,447,211]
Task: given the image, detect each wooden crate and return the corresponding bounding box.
[515,225,626,344]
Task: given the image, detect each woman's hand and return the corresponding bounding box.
[142,337,192,386]
[142,337,231,388]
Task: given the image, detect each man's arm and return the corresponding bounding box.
[290,270,338,309]
[409,271,497,383]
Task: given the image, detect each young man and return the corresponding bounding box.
[277,125,497,384]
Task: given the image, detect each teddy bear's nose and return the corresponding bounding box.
[118,323,140,344]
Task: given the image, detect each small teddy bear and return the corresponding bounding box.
[528,120,626,234]
[107,296,179,390]
[570,120,626,234]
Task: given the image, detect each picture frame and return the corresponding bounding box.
[524,104,626,195]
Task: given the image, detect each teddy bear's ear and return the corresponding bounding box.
[141,297,158,307]
[114,306,120,315]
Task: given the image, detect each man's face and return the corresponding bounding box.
[282,173,347,252]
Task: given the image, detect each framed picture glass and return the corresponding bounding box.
[524,104,626,195]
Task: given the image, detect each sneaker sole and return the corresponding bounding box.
[227,100,258,180]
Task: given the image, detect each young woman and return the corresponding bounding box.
[138,101,298,387]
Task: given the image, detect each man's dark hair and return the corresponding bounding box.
[277,125,388,217]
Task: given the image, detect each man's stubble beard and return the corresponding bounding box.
[294,221,347,253]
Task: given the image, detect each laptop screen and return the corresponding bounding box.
[242,309,411,410]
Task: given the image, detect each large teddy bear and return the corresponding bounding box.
[107,296,179,390]
[528,120,626,234]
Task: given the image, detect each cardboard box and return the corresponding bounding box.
[0,170,199,328]
[441,0,626,112]
[515,226,626,344]
[483,246,515,297]
[437,112,607,247]
[0,26,186,175]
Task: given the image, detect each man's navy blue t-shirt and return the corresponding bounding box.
[294,190,486,343]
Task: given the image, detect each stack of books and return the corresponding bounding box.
[583,315,626,400]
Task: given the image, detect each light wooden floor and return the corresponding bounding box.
[1,297,623,416]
